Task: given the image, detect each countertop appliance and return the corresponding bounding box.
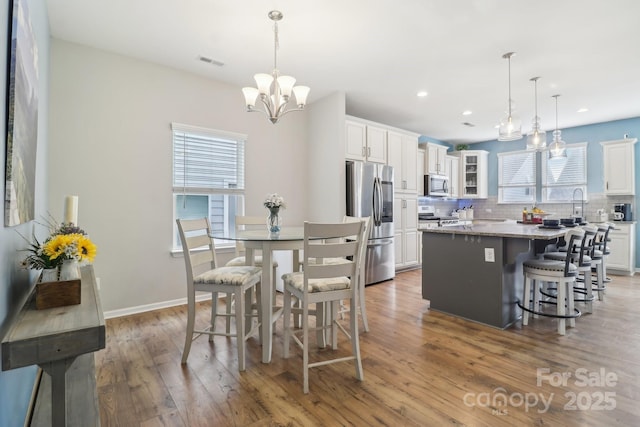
[614,203,632,221]
[418,205,462,229]
[346,160,395,285]
[424,174,449,197]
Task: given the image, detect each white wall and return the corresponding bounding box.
[48,39,310,312]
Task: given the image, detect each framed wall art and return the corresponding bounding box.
[4,0,39,226]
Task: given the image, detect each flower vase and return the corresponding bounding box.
[60,259,81,281]
[40,268,59,283]
[267,207,282,233]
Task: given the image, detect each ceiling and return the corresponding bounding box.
[45,0,640,143]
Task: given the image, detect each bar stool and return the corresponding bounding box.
[520,229,584,335]
[589,224,608,301]
[543,226,595,313]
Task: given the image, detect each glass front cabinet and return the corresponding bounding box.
[451,150,488,199]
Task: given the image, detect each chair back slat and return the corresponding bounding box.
[303,221,365,292]
[234,216,266,255]
[176,218,219,280]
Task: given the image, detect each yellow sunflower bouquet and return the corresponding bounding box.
[22,222,97,270]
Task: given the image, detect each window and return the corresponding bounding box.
[541,143,587,203]
[498,150,536,203]
[172,123,246,248]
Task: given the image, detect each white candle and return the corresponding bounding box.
[64,195,78,224]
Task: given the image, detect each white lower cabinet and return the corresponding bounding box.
[606,223,636,275]
[394,195,418,268]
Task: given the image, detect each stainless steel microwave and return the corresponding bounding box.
[424,174,449,197]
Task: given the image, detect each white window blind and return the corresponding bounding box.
[171,123,247,249]
[498,150,536,203]
[541,143,587,202]
[172,123,246,194]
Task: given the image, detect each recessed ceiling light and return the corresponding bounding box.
[577,107,589,113]
[417,91,428,97]
[462,110,472,116]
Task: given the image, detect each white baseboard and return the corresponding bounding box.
[104,293,212,319]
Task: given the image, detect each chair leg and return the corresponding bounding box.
[359,278,369,332]
[557,280,566,335]
[331,302,338,350]
[210,292,219,342]
[225,294,233,335]
[316,303,326,348]
[302,301,310,394]
[583,268,593,314]
[283,288,291,359]
[182,294,197,364]
[532,279,541,319]
[522,275,531,326]
[235,289,246,371]
[350,296,364,382]
[567,281,576,329]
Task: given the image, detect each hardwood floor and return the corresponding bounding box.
[95,270,640,426]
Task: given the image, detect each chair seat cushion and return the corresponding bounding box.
[226,255,278,268]
[544,251,591,264]
[194,266,261,286]
[281,271,350,293]
[524,259,578,277]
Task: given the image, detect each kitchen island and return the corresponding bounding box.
[421,221,565,328]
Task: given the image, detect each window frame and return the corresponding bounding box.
[541,142,588,203]
[497,149,537,204]
[171,123,247,250]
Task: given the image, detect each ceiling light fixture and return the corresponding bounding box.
[242,10,310,124]
[526,77,547,151]
[498,52,522,141]
[417,91,428,97]
[548,94,567,159]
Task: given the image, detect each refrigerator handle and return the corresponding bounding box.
[373,177,382,226]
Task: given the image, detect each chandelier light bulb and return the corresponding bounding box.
[548,95,567,159]
[526,77,547,150]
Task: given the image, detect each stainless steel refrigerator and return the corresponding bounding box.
[346,160,395,285]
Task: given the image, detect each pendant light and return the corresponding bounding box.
[526,77,547,150]
[242,10,310,124]
[548,94,567,159]
[498,52,522,141]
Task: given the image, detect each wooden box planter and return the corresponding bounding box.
[35,278,81,310]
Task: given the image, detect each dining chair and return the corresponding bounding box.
[304,216,371,333]
[176,218,262,371]
[282,220,367,393]
[225,215,279,333]
[520,228,584,335]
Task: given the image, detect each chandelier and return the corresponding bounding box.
[526,77,547,150]
[498,52,522,141]
[242,10,310,124]
[548,94,567,159]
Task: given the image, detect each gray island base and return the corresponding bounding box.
[421,221,565,329]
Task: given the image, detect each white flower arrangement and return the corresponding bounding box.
[263,193,286,209]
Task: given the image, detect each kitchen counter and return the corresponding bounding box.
[421,222,565,328]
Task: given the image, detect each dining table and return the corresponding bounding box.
[211,226,306,363]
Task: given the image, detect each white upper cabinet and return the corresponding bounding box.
[425,143,448,176]
[445,154,460,198]
[451,150,488,199]
[417,148,425,195]
[345,120,387,164]
[601,138,637,196]
[388,131,418,193]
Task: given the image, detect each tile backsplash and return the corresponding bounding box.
[420,193,635,222]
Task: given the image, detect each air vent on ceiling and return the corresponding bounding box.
[198,56,224,67]
[462,122,475,127]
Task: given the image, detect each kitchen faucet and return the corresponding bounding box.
[572,187,585,219]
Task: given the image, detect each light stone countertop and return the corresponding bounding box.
[420,220,567,240]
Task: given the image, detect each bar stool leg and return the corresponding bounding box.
[557,280,566,335]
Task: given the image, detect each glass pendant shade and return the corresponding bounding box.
[526,118,547,150]
[548,129,567,159]
[276,75,296,98]
[497,52,522,141]
[293,85,310,107]
[548,94,567,159]
[242,87,259,108]
[526,77,547,150]
[254,73,274,95]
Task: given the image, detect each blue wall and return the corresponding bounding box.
[0,1,50,425]
[471,117,640,197]
[441,117,640,271]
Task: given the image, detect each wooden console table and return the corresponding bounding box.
[2,266,105,426]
